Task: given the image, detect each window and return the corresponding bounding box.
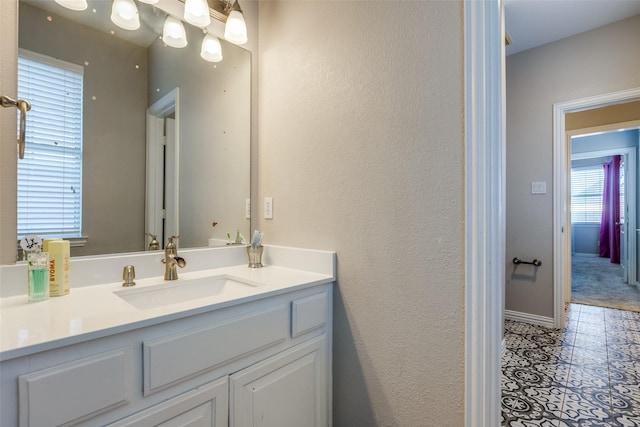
[17,50,83,239]
[571,166,604,224]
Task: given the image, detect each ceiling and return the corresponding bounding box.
[504,0,640,56]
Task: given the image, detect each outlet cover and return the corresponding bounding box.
[264,197,273,219]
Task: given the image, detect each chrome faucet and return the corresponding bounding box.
[162,236,186,280]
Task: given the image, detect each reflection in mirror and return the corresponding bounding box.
[17,0,250,257]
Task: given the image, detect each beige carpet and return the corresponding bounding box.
[571,254,640,312]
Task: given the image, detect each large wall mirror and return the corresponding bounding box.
[16,0,251,257]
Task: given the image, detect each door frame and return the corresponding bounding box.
[553,87,640,328]
[569,145,637,294]
[464,1,505,426]
[145,88,180,250]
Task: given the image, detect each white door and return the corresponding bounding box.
[620,155,628,283]
[618,151,638,286]
[164,117,178,241]
[145,115,165,247]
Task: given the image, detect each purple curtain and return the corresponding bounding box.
[599,156,621,263]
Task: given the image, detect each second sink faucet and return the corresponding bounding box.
[162,236,186,280]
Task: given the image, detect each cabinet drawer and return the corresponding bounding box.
[19,347,131,427]
[143,305,288,395]
[291,292,328,338]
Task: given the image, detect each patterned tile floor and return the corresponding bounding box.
[501,304,640,426]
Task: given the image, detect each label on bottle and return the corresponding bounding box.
[49,240,70,297]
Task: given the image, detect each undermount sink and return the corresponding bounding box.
[114,276,257,310]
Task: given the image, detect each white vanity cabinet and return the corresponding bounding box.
[0,283,332,427]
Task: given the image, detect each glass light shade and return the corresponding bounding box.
[162,16,188,48]
[54,0,88,11]
[137,0,158,3]
[111,0,140,31]
[224,10,247,45]
[200,34,223,62]
[184,0,211,27]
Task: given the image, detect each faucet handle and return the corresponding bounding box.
[145,232,159,251]
[122,265,136,287]
[167,235,179,247]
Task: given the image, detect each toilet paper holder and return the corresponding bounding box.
[513,257,542,267]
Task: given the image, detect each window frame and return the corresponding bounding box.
[17,49,85,244]
[570,164,604,225]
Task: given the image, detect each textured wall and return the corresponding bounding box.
[506,15,640,317]
[258,1,465,425]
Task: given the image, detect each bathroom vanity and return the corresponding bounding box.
[0,245,335,427]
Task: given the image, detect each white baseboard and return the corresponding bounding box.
[504,309,555,328]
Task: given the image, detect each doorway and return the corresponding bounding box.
[553,88,640,328]
[145,88,180,250]
[569,141,640,311]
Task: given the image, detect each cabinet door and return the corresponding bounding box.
[230,335,328,427]
[107,377,228,427]
[18,348,131,427]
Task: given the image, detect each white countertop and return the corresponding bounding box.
[0,245,336,361]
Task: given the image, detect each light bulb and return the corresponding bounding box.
[54,0,88,11]
[162,16,188,48]
[111,0,140,31]
[224,10,247,45]
[184,0,211,27]
[201,34,223,62]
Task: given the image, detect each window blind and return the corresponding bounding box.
[17,50,83,239]
[571,166,604,224]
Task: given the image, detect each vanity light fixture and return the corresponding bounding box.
[184,0,211,27]
[223,0,247,45]
[110,0,140,31]
[54,0,88,11]
[200,34,223,62]
[162,16,188,48]
[137,0,159,3]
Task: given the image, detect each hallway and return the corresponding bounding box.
[501,304,640,426]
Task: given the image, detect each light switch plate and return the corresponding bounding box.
[531,181,547,195]
[264,197,273,219]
